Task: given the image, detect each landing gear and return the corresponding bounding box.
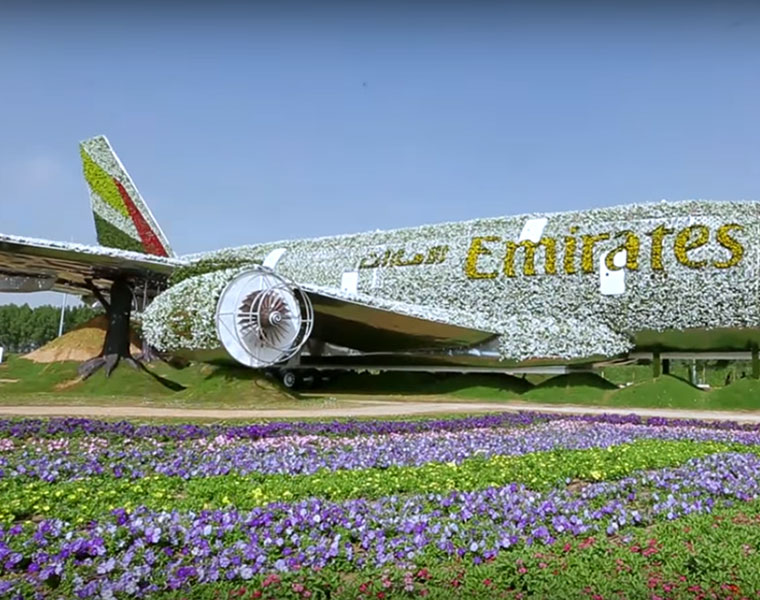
[281,370,299,389]
[279,369,322,390]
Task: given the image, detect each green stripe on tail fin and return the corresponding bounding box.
[92,213,145,254]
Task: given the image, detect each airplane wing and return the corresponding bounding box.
[302,285,496,352]
[0,233,182,298]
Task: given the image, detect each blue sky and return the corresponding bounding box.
[2,1,760,306]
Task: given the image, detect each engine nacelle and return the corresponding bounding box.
[215,268,313,368]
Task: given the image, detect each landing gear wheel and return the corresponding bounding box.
[281,370,299,390]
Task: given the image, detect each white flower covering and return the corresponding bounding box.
[142,268,237,351]
[144,200,760,361]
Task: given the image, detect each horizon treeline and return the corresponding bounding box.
[0,304,102,353]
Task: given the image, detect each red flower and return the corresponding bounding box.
[483,578,493,587]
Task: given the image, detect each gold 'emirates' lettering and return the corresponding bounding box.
[715,224,744,268]
[674,225,710,268]
[581,233,611,274]
[647,225,675,271]
[503,239,557,277]
[464,222,747,279]
[563,226,579,275]
[605,230,641,271]
[465,236,501,279]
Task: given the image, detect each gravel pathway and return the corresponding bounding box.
[0,400,760,422]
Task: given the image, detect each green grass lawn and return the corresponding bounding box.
[522,372,617,404]
[3,353,760,412]
[0,355,351,410]
[314,369,760,412]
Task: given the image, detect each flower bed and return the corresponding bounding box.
[1,413,760,598]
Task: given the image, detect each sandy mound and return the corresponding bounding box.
[25,316,142,363]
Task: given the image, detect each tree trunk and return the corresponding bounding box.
[78,279,139,379]
[102,279,132,362]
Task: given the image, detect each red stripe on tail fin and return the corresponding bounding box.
[113,178,169,257]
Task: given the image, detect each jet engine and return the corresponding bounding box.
[215,268,313,368]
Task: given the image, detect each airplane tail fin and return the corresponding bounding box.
[79,135,174,258]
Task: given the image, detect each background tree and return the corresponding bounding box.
[0,303,102,353]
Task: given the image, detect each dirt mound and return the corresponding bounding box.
[25,316,142,363]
